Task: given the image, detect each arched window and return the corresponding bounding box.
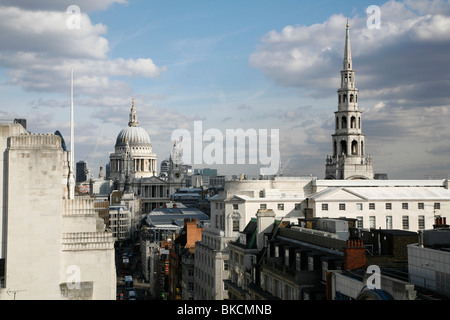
[338,95,341,104]
[340,140,347,155]
[358,117,361,129]
[341,116,347,129]
[352,140,358,155]
[336,117,339,130]
[343,94,347,102]
[232,212,240,232]
[361,141,364,156]
[350,94,354,102]
[334,141,337,156]
[351,116,356,129]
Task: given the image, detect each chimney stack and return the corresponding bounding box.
[256,209,276,252]
[344,239,366,270]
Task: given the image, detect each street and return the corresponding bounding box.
[115,241,152,300]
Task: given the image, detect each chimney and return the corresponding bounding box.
[445,179,449,190]
[344,240,366,271]
[256,209,276,252]
[434,217,449,229]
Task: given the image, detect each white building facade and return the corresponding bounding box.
[0,122,116,300]
[309,179,450,232]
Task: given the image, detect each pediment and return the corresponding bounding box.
[311,187,367,201]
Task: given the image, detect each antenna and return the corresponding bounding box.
[70,67,74,169]
[68,68,75,199]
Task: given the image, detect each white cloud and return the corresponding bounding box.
[249,0,450,100]
[0,4,165,96]
[0,0,128,12]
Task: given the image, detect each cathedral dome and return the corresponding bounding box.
[114,98,152,149]
[115,126,151,147]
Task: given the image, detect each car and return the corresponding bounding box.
[124,275,134,291]
[128,291,136,300]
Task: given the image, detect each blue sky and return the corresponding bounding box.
[0,0,449,179]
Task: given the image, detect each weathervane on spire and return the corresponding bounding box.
[346,18,349,28]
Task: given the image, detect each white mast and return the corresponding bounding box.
[71,67,74,168]
[68,68,75,199]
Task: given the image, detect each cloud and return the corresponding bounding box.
[249,0,450,102]
[0,4,165,96]
[248,0,450,179]
[0,0,128,12]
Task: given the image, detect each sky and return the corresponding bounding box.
[0,0,449,179]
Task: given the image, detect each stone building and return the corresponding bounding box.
[109,99,189,213]
[0,121,116,300]
[325,22,374,180]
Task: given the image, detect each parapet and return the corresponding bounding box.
[9,133,62,150]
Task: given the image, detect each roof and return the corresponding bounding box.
[144,207,210,227]
[309,186,450,201]
[313,179,447,188]
[116,125,151,147]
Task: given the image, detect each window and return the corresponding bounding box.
[402,203,408,210]
[402,216,409,230]
[356,216,363,229]
[259,190,265,198]
[233,204,239,210]
[232,213,240,232]
[369,216,376,229]
[418,203,424,210]
[278,203,284,211]
[295,203,301,211]
[308,257,314,271]
[260,204,267,210]
[369,203,375,210]
[356,203,363,210]
[434,203,441,210]
[386,203,392,210]
[386,216,393,229]
[418,216,425,230]
[322,204,329,211]
[295,253,301,271]
[339,203,346,211]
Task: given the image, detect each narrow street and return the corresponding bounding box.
[115,241,152,300]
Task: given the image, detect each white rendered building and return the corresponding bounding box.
[309,179,450,231]
[194,176,313,300]
[0,122,116,300]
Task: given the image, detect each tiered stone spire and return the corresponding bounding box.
[325,22,374,180]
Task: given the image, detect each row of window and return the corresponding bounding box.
[322,202,441,211]
[232,203,299,211]
[354,215,428,230]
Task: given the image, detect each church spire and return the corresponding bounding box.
[325,22,374,180]
[128,98,139,127]
[343,19,352,71]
